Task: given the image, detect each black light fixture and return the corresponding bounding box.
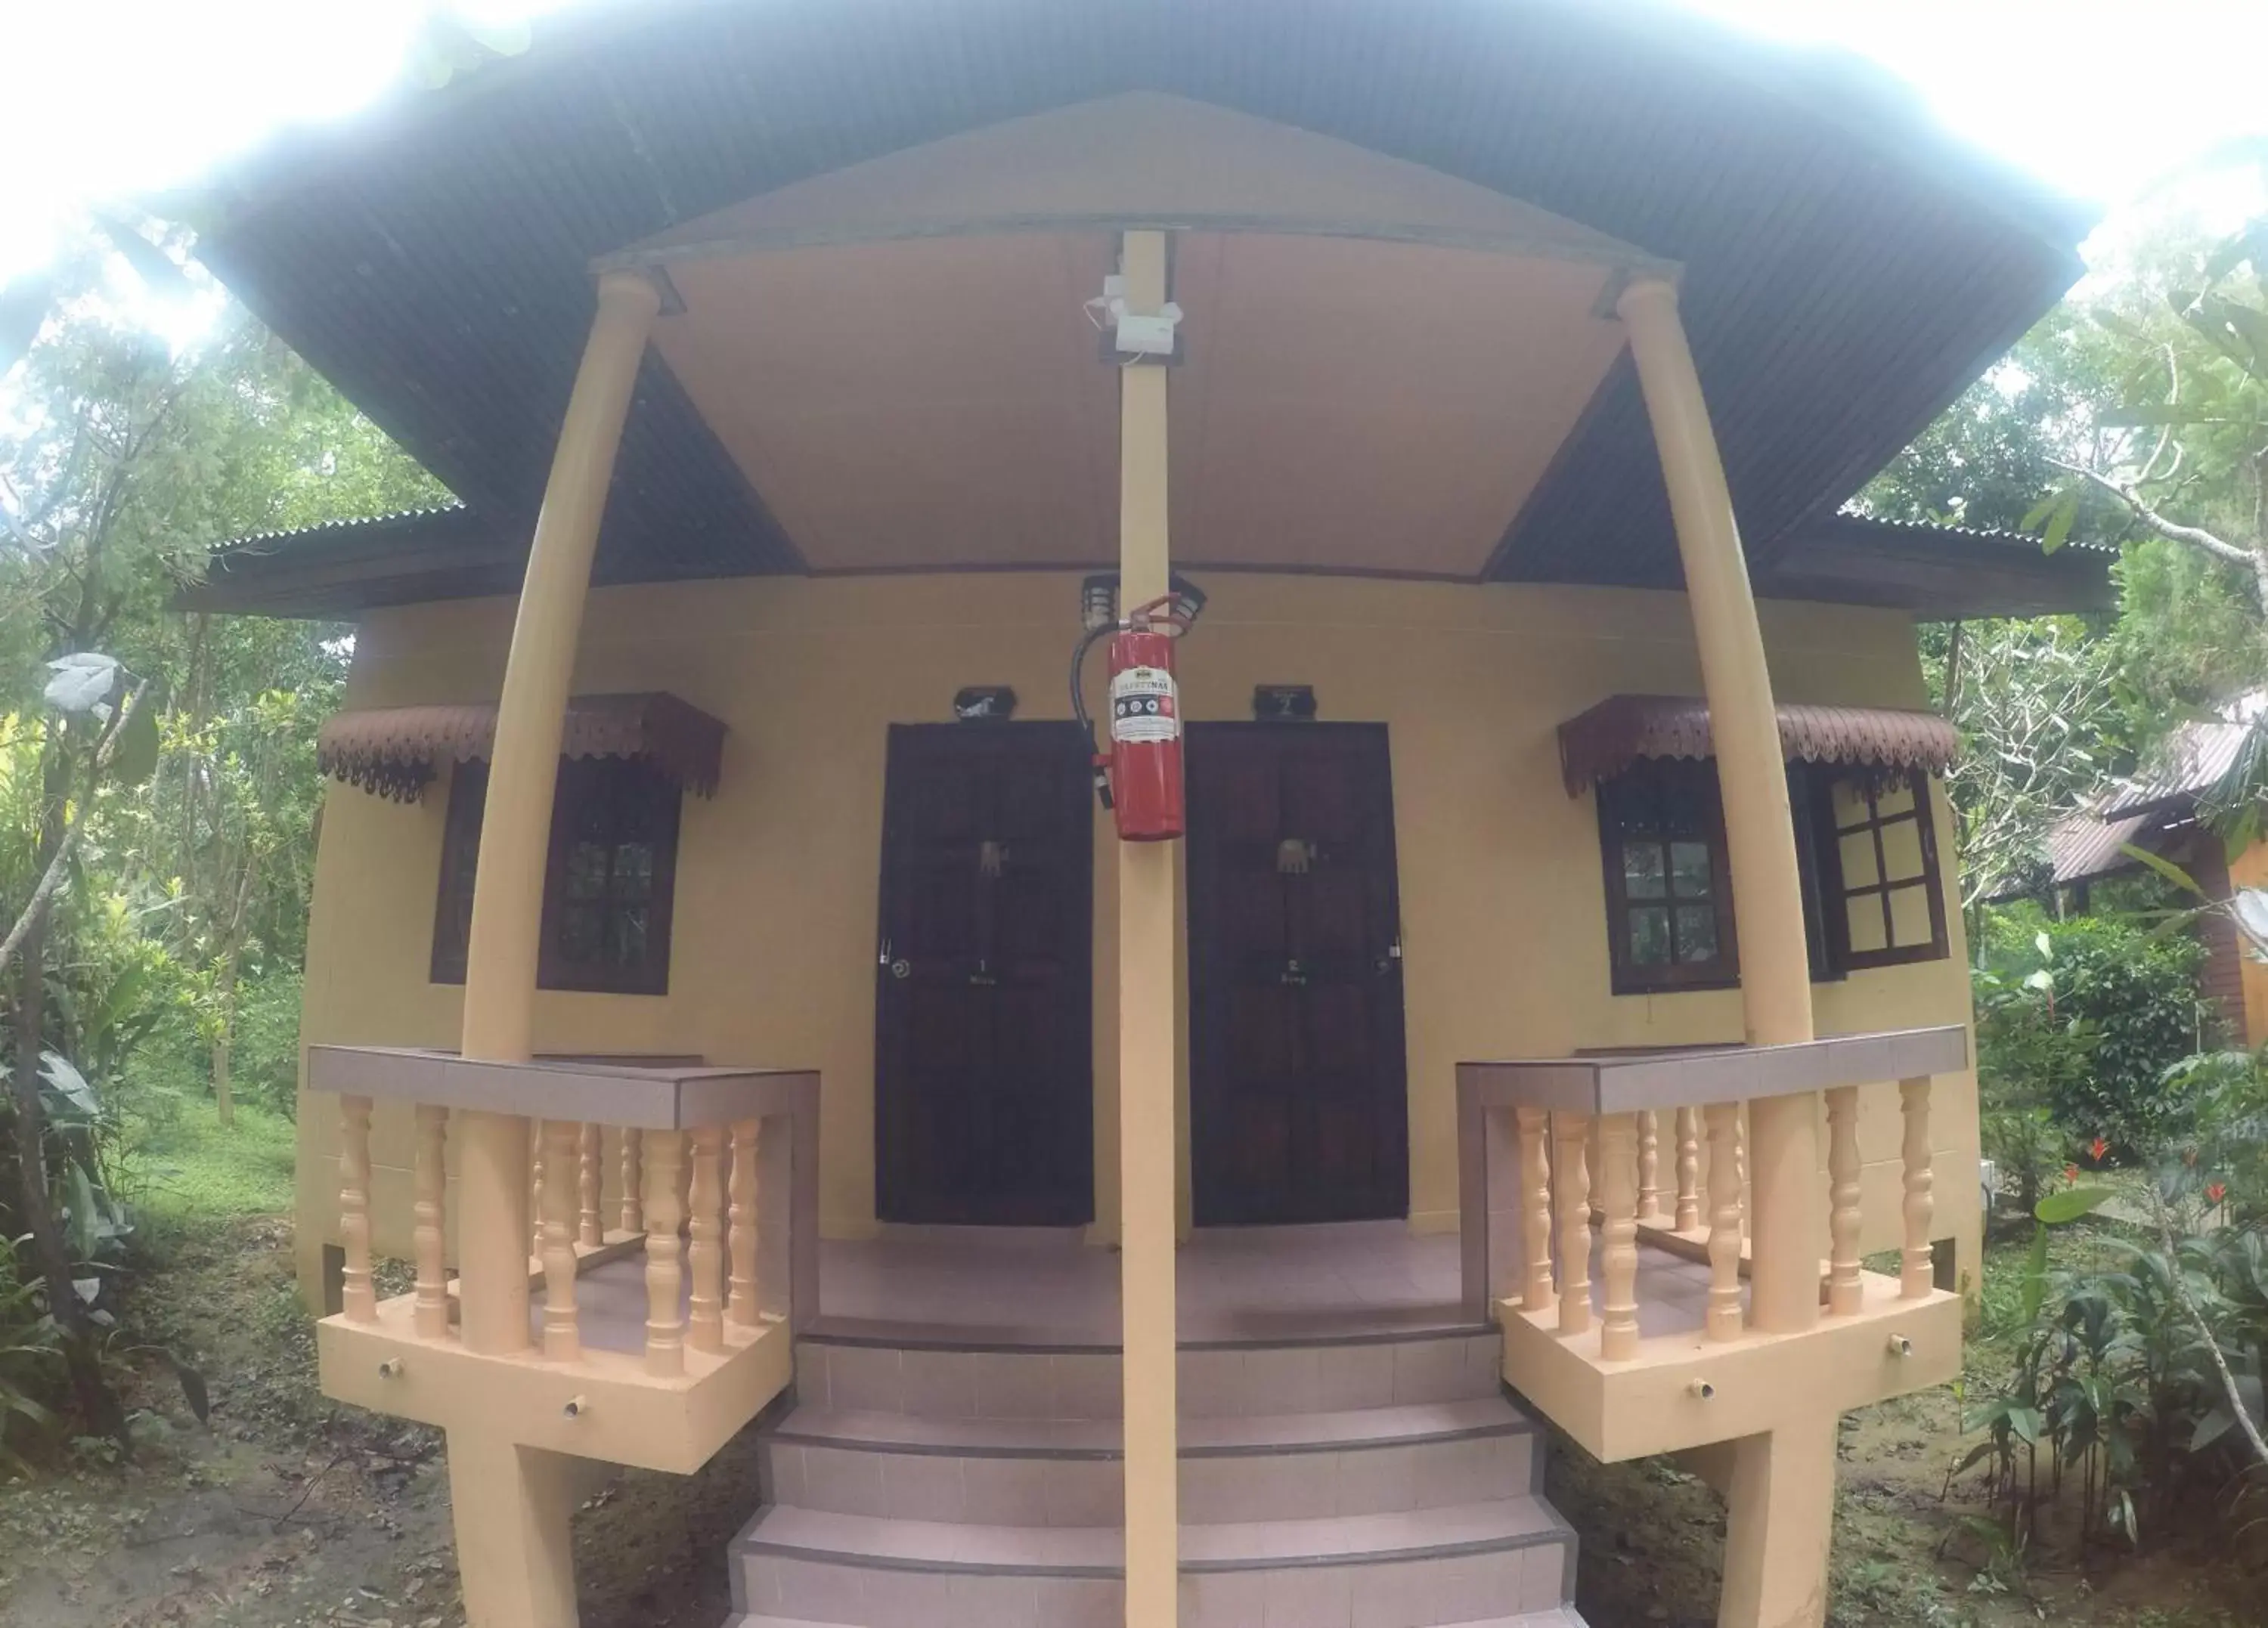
[953,686,1018,722]
[1253,685,1317,721]
[1077,571,1208,631]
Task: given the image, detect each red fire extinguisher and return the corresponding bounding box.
[1073,592,1192,841]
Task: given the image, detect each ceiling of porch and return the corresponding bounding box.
[653,231,1627,577]
[633,94,1643,578]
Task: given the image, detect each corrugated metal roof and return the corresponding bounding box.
[2041,806,2159,890]
[2025,713,2254,890]
[194,0,2094,601]
[2099,720,2251,819]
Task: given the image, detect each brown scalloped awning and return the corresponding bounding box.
[318,692,727,803]
[1557,694,1958,797]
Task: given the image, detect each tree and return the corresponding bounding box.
[0,232,444,1441]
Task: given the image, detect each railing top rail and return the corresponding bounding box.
[1455,1024,1967,1116]
[309,1045,819,1129]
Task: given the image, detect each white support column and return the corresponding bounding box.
[1618,277,1819,1338]
[1115,227,1180,1628]
[454,270,659,1360]
[444,271,659,1628]
[1619,275,1835,1628]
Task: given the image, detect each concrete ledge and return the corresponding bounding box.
[318,1293,794,1475]
[1498,1273,1961,1462]
[308,1045,818,1131]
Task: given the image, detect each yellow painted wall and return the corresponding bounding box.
[294,572,1981,1298]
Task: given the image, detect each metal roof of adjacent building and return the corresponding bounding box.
[2031,713,2257,889]
[188,0,2098,613]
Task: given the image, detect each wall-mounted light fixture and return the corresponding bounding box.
[1253,685,1317,722]
[953,686,1018,722]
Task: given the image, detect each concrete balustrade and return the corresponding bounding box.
[1454,1027,1969,1463]
[314,1046,819,1490]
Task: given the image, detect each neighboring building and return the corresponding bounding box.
[188,5,2109,1626]
[2031,714,2268,1045]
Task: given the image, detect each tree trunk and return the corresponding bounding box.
[210,953,237,1130]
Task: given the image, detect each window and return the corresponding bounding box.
[1594,760,1950,993]
[1596,758,1740,993]
[431,756,683,994]
[1808,768,1948,970]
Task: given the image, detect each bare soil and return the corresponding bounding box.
[0,1216,2254,1628]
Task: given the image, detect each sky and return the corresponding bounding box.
[0,0,2263,289]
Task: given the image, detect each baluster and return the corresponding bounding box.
[620,1128,645,1234]
[1705,1103,1743,1341]
[1517,1105,1556,1317]
[1674,1106,1702,1232]
[339,1094,376,1323]
[1636,1110,1661,1223]
[1554,1112,1592,1336]
[1735,1105,1749,1239]
[1597,1112,1641,1361]
[413,1103,449,1339]
[1900,1076,1935,1298]
[541,1120,583,1361]
[728,1119,761,1327]
[687,1126,726,1354]
[1826,1086,1864,1315]
[578,1124,603,1248]
[643,1130,687,1376]
[529,1116,545,1261]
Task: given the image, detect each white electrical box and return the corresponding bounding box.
[1115,309,1179,357]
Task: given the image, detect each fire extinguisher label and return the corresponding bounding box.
[1109,665,1179,744]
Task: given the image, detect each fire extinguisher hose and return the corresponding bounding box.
[1069,621,1116,809]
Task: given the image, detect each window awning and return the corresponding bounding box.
[1556,694,1958,797]
[318,692,727,803]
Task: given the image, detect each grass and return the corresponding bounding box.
[119,1097,296,1229]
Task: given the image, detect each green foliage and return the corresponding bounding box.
[0,242,446,1443]
[1980,913,2215,1153]
[1959,1213,2265,1559]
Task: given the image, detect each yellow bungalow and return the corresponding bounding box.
[191,4,2109,1626]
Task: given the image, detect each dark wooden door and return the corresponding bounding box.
[1187,723,1409,1225]
[875,723,1095,1226]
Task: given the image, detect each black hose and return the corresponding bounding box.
[1069,621,1116,809]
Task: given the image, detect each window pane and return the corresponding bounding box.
[1838,829,1879,887]
[1830,777,1871,829]
[1873,778,1916,818]
[1624,842,1667,899]
[612,840,654,898]
[1879,816,1926,883]
[1888,882,1934,947]
[1847,896,1888,955]
[556,902,605,964]
[1675,905,1718,963]
[1629,905,1672,964]
[1669,840,1712,898]
[609,906,649,968]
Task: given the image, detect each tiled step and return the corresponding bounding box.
[727,1615,1586,1628]
[793,1327,1504,1419]
[764,1397,1539,1524]
[734,1496,1575,1627]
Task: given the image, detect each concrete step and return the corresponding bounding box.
[729,1612,1588,1628]
[792,1327,1504,1420]
[764,1396,1540,1524]
[733,1496,1576,1626]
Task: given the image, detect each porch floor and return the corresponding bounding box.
[555,1221,1724,1351]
